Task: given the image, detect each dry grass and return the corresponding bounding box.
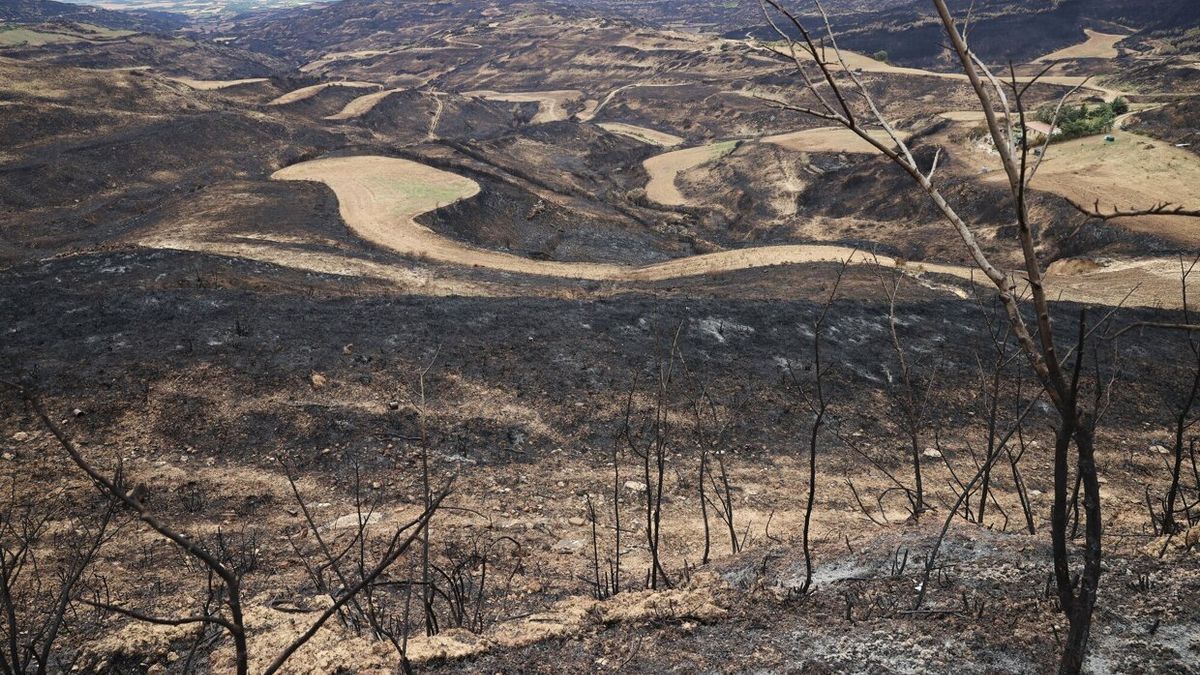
[267,81,381,106]
[324,87,405,120]
[763,127,911,153]
[299,49,388,73]
[990,132,1200,246]
[644,141,737,206]
[262,156,1187,306]
[463,89,583,123]
[169,77,270,91]
[597,122,683,147]
[1035,29,1128,62]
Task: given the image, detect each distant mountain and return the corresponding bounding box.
[220,0,513,59]
[0,0,186,31]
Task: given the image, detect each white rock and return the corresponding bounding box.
[624,480,647,493]
[922,448,942,459]
[552,538,584,554]
[321,512,381,532]
[11,432,30,443]
[568,516,586,526]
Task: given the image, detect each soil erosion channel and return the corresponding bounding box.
[271,156,1189,306]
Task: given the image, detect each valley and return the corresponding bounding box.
[1,0,1199,672]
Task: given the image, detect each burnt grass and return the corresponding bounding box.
[0,246,1190,499]
[3,5,1200,669]
[2,248,1198,672]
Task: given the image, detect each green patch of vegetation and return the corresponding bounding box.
[0,26,83,47]
[705,140,738,161]
[70,22,137,39]
[1032,98,1128,143]
[0,21,131,47]
[872,50,889,63]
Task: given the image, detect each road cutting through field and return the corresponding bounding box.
[267,155,1195,307]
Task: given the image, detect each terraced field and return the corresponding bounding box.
[256,156,1200,308]
[267,81,380,106]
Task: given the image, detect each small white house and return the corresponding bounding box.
[1024,121,1062,138]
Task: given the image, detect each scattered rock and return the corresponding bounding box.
[72,408,84,417]
[342,343,354,355]
[388,400,400,410]
[552,538,584,554]
[11,431,29,443]
[568,516,586,526]
[321,512,381,532]
[922,448,942,459]
[1,453,13,461]
[310,372,328,389]
[370,481,382,490]
[624,480,647,493]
